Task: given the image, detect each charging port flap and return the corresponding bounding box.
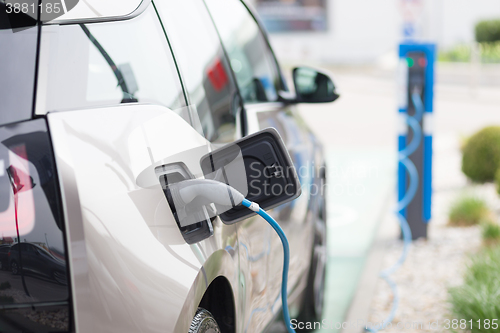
[201,128,301,224]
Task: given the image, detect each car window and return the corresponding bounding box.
[37,6,186,117]
[0,119,71,331]
[155,0,240,143]
[0,7,38,126]
[204,0,281,104]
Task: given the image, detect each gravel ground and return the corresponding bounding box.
[367,224,482,332]
[367,133,500,333]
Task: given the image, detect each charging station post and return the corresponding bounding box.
[398,42,436,240]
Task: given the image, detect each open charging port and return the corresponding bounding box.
[156,162,213,244]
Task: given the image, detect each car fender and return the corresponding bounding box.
[173,245,239,333]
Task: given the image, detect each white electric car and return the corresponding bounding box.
[0,0,338,332]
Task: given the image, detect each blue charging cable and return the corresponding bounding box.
[241,198,296,333]
[366,91,424,332]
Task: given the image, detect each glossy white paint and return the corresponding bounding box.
[28,0,325,330]
[47,100,322,333]
[48,104,240,332]
[49,0,144,23]
[235,103,319,332]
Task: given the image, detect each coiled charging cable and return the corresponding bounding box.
[366,91,424,332]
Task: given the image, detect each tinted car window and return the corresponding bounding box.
[0,119,71,331]
[0,6,38,126]
[37,6,186,115]
[155,0,240,143]
[205,0,281,103]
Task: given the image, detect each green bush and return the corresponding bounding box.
[495,169,500,195]
[439,44,471,62]
[448,196,490,226]
[475,19,500,43]
[462,126,500,182]
[438,42,500,64]
[480,41,500,63]
[481,220,500,247]
[449,246,500,333]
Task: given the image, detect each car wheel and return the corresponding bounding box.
[298,201,327,331]
[188,308,221,333]
[11,261,19,275]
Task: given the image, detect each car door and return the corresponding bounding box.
[154,2,272,332]
[35,4,240,333]
[205,0,320,329]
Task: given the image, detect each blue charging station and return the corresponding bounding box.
[398,42,436,240]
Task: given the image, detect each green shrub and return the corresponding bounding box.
[462,126,500,182]
[449,246,500,333]
[448,196,490,226]
[438,42,500,64]
[475,19,500,43]
[439,44,471,62]
[481,220,500,247]
[480,41,500,63]
[495,169,500,195]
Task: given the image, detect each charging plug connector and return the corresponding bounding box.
[168,179,245,209]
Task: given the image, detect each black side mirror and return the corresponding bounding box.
[200,128,301,224]
[292,67,339,103]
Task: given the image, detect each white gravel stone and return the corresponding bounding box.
[367,133,499,333]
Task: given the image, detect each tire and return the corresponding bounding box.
[10,261,19,275]
[188,308,221,333]
[297,197,327,332]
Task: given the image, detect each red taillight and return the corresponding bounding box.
[7,251,10,257]
[0,143,36,236]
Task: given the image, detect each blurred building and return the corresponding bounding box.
[248,0,500,64]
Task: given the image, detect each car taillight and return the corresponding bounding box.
[7,251,10,257]
[0,137,36,237]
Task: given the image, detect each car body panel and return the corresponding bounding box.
[29,0,328,332]
[46,0,148,25]
[243,102,320,322]
[47,104,240,332]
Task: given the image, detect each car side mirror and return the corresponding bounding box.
[292,67,339,103]
[200,128,301,224]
